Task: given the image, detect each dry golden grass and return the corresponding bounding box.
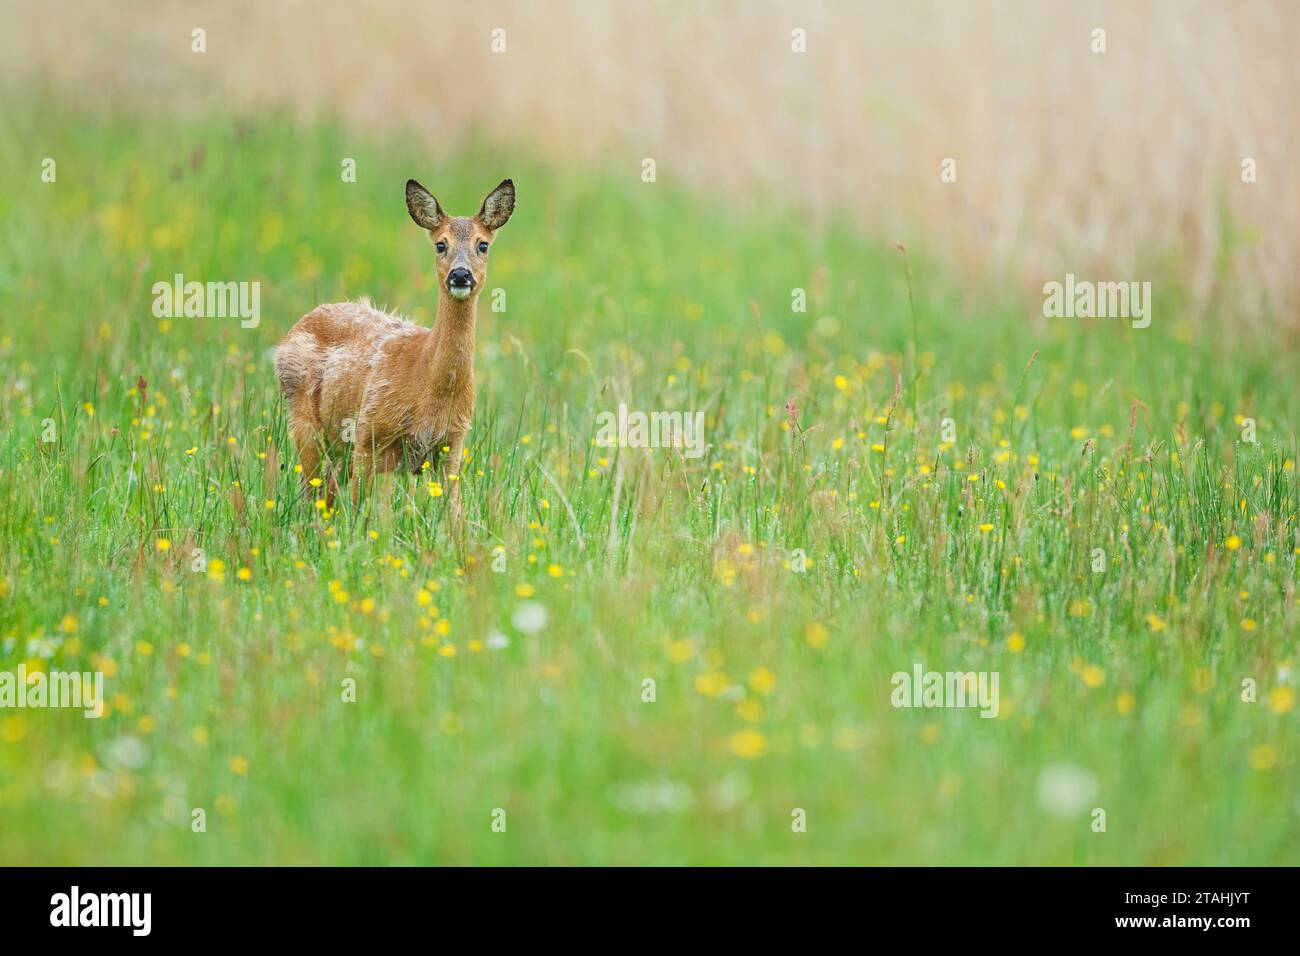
[5,0,1298,318]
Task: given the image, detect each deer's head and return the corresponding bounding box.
[405,178,515,302]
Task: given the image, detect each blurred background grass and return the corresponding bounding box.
[0,2,1297,865]
[3,0,1298,322]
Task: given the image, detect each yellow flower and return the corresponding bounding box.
[155,538,171,553]
[804,622,829,649]
[1248,744,1277,771]
[1007,632,1025,653]
[515,583,535,598]
[135,641,154,657]
[748,666,776,695]
[1081,665,1104,688]
[427,482,443,498]
[694,672,728,697]
[978,523,994,533]
[1146,613,1166,632]
[668,640,695,664]
[1,716,26,743]
[228,755,249,775]
[1225,534,1242,551]
[1267,687,1296,714]
[61,614,78,633]
[735,698,763,722]
[236,567,252,581]
[1115,691,1136,715]
[547,563,563,578]
[93,655,118,677]
[729,729,767,759]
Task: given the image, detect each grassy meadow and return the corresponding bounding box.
[1,99,1298,865]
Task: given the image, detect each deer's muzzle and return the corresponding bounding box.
[447,267,474,299]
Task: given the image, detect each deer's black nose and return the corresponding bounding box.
[447,267,473,289]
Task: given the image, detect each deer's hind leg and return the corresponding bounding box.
[287,402,326,501]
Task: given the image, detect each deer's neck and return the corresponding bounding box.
[426,294,477,391]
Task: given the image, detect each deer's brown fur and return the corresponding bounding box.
[274,179,515,506]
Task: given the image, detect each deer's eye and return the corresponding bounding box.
[435,241,448,254]
[478,241,490,255]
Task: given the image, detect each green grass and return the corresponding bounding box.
[0,97,1297,864]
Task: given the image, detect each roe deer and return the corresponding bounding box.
[274,178,515,509]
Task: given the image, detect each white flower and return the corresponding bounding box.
[511,602,549,634]
[107,735,148,769]
[1036,763,1098,818]
[485,630,509,650]
[27,636,59,659]
[608,778,695,815]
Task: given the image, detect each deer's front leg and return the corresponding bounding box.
[348,428,398,506]
[349,446,372,507]
[440,432,467,521]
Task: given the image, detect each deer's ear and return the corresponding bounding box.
[477,179,515,231]
[406,179,445,230]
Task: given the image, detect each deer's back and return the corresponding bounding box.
[275,299,431,439]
